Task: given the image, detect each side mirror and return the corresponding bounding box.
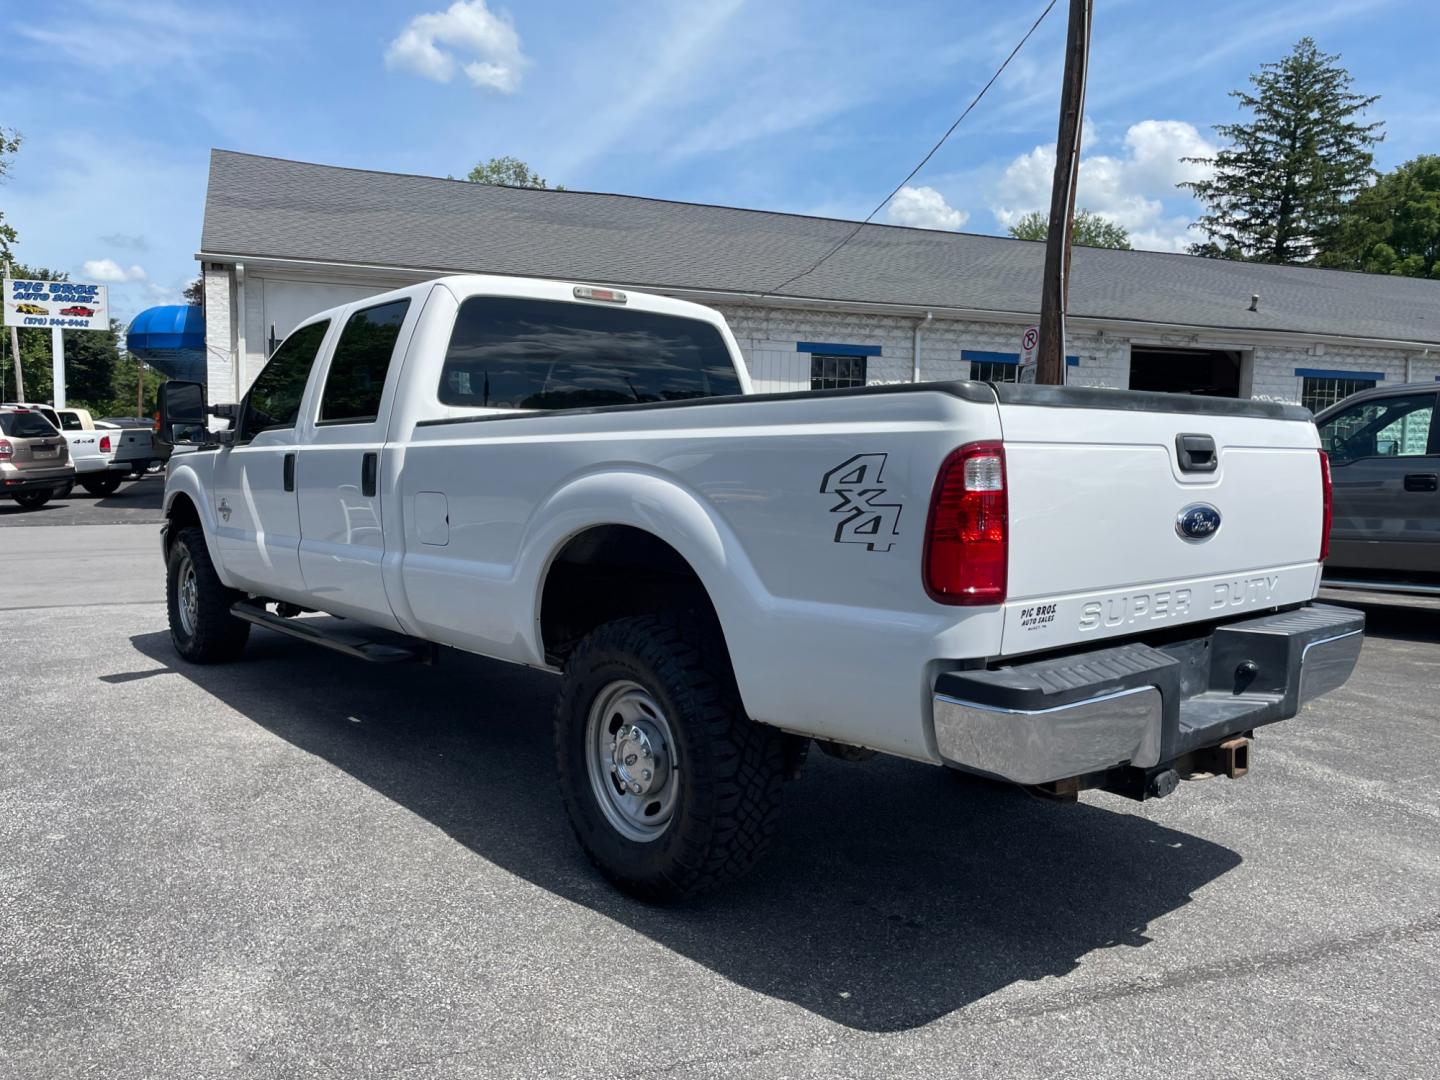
[158,381,215,445]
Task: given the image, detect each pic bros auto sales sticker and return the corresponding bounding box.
[3,279,110,331]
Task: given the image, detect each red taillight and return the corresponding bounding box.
[1318,449,1333,562]
[924,441,1008,605]
[100,435,112,453]
[0,439,12,460]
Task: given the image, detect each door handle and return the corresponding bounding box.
[361,452,378,497]
[283,452,295,492]
[1404,473,1438,492]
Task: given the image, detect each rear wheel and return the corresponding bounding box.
[555,616,787,902]
[54,481,74,498]
[12,488,53,509]
[80,474,123,497]
[167,526,250,663]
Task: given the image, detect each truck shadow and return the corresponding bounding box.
[128,627,1241,1032]
[1320,596,1440,645]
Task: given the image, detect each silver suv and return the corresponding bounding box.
[0,406,75,510]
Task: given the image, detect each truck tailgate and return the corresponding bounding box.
[995,389,1324,655]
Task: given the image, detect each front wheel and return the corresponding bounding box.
[555,616,787,902]
[12,488,54,509]
[80,474,123,497]
[166,526,250,663]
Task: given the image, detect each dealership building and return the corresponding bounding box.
[194,150,1440,413]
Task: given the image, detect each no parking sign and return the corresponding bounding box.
[1019,325,1039,383]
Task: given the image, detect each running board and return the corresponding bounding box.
[1321,578,1440,597]
[231,602,437,664]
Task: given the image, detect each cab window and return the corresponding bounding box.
[318,299,411,425]
[1318,394,1435,465]
[238,320,331,441]
[437,297,741,411]
[59,411,83,431]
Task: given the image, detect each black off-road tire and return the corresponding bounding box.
[555,616,787,902]
[12,488,53,509]
[167,526,250,663]
[80,474,124,497]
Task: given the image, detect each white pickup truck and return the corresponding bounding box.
[158,274,1363,900]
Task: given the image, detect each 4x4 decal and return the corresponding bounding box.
[820,454,902,552]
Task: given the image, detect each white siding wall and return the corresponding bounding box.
[202,263,1440,405]
[717,300,1440,403]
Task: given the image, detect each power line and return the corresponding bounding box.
[761,0,1060,298]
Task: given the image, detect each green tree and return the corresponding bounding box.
[63,320,121,406]
[183,275,204,307]
[1182,38,1383,264]
[1007,209,1132,249]
[1318,155,1440,279]
[459,155,561,189]
[0,124,21,261]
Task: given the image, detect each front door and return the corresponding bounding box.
[296,297,415,627]
[211,319,333,596]
[1319,390,1439,574]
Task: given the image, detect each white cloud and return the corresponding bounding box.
[990,120,1217,252]
[385,1,527,93]
[887,186,970,231]
[82,259,147,283]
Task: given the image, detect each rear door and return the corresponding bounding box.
[992,390,1326,655]
[211,319,333,595]
[1318,390,1438,574]
[296,296,416,628]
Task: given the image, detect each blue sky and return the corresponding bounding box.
[3,0,1438,327]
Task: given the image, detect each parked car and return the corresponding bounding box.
[0,406,75,509]
[2,402,155,495]
[1315,382,1439,595]
[97,416,170,479]
[156,274,1361,900]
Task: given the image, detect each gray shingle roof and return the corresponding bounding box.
[202,149,1440,346]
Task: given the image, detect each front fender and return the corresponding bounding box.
[161,456,237,588]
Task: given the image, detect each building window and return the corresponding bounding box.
[1301,375,1377,413]
[969,359,1018,383]
[811,355,867,390]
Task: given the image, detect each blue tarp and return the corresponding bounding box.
[126,305,206,382]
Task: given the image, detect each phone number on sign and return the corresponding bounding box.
[17,317,96,328]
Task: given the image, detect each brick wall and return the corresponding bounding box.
[202,266,235,403]
[715,300,1440,402]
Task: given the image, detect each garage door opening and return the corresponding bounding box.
[1129,347,1243,397]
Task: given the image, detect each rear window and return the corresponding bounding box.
[0,411,59,438]
[438,297,742,410]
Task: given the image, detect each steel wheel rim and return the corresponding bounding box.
[585,679,680,843]
[177,553,199,638]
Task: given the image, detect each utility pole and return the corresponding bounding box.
[3,260,22,400]
[1036,0,1092,385]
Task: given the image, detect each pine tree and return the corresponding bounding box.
[1182,38,1383,264]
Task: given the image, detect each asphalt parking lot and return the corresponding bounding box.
[0,475,163,527]
[2,523,1437,1079]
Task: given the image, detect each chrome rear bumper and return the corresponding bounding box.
[933,604,1364,787]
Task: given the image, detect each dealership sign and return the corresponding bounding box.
[3,278,110,331]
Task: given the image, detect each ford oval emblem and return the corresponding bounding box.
[1176,503,1222,542]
